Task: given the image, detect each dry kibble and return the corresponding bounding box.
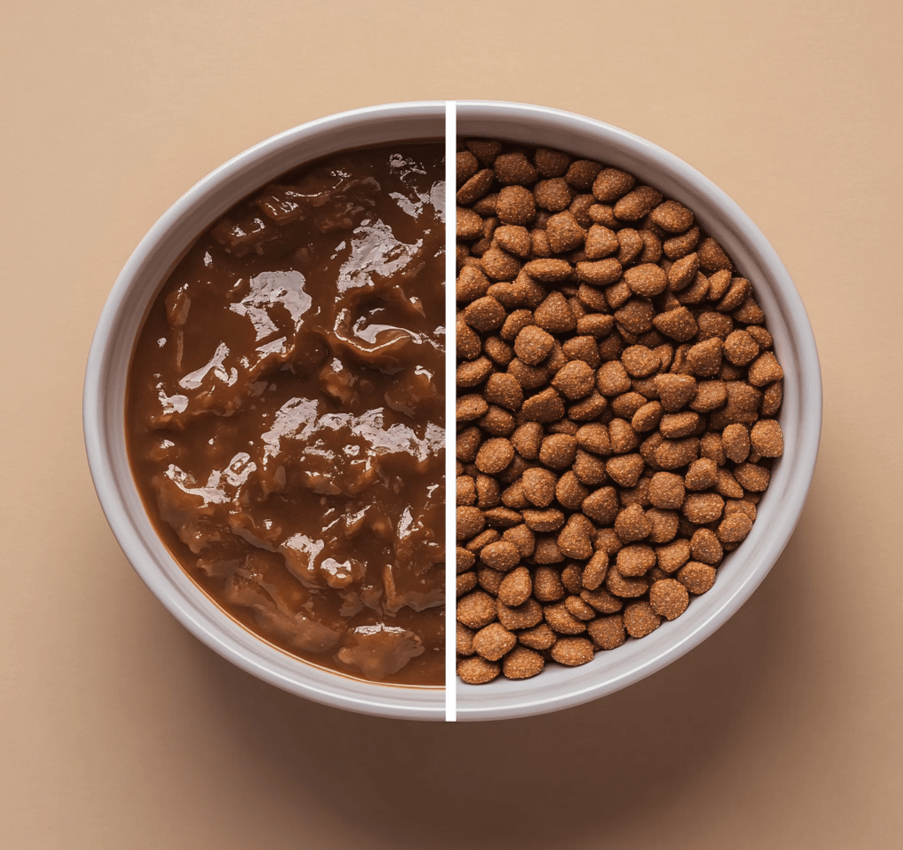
[717,513,753,544]
[614,504,652,543]
[649,472,685,510]
[734,462,771,492]
[498,565,532,606]
[497,598,544,630]
[597,361,633,396]
[748,351,784,386]
[683,492,725,524]
[544,602,588,635]
[649,579,689,620]
[457,590,497,628]
[457,656,500,684]
[587,614,626,649]
[606,454,646,487]
[472,622,517,661]
[551,637,595,666]
[623,600,662,638]
[457,572,477,597]
[751,419,784,457]
[616,544,657,577]
[480,540,522,572]
[655,373,698,411]
[690,528,723,566]
[552,359,596,399]
[685,457,718,490]
[457,138,784,684]
[656,538,692,573]
[722,424,751,463]
[624,263,668,297]
[503,646,545,679]
[475,438,515,474]
[676,561,717,595]
[614,186,663,221]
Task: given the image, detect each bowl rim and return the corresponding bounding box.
[454,100,822,721]
[83,101,448,721]
[84,98,823,724]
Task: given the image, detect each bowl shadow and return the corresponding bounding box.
[190,517,815,850]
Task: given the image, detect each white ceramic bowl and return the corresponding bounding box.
[84,101,447,721]
[84,100,821,723]
[455,101,821,721]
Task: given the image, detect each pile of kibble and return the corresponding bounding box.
[455,139,785,684]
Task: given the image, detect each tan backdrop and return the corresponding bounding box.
[2,1,901,847]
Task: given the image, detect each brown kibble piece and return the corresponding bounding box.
[649,579,689,620]
[496,185,537,225]
[655,373,697,411]
[614,186,663,221]
[480,540,522,572]
[533,566,566,603]
[457,622,475,656]
[624,600,661,638]
[514,324,555,365]
[717,513,753,544]
[616,544,656,577]
[534,290,577,333]
[676,561,717,595]
[684,457,719,491]
[624,263,668,297]
[497,598,544,630]
[690,528,723,566]
[683,492,725,524]
[650,200,694,233]
[697,237,732,272]
[576,258,622,286]
[587,614,626,650]
[457,590,497,628]
[605,454,646,488]
[656,538,691,573]
[494,152,538,186]
[497,565,532,606]
[722,424,751,463]
[649,472,685,510]
[457,656,500,684]
[472,622,517,661]
[751,419,784,457]
[503,646,545,679]
[686,337,723,377]
[734,462,771,492]
[475,438,515,475]
[593,168,635,202]
[546,211,586,253]
[544,602,587,635]
[522,388,566,423]
[550,637,595,666]
[597,361,632,396]
[614,504,652,543]
[457,169,494,205]
[748,351,784,386]
[552,359,596,399]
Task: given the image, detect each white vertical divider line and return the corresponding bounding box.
[444,101,457,722]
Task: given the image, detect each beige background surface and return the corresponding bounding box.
[2,1,901,847]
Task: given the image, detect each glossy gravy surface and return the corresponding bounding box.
[127,143,445,685]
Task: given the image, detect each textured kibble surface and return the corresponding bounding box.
[455,138,785,683]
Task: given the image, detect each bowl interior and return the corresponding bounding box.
[84,102,447,721]
[455,101,821,721]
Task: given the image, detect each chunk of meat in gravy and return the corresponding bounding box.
[127,143,446,685]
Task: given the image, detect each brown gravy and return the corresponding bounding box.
[126,142,445,685]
